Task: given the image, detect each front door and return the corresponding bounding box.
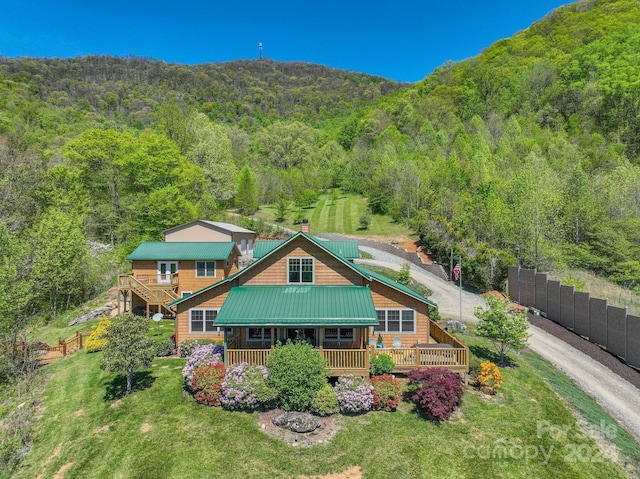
[157,261,178,284]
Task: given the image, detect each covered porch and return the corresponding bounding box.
[215,285,469,376]
[215,285,379,376]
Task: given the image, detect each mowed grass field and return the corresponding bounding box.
[13,333,636,479]
[258,191,413,238]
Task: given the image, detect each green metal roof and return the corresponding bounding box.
[253,238,359,260]
[168,232,437,310]
[252,240,286,259]
[127,242,236,261]
[214,286,378,327]
[350,263,438,309]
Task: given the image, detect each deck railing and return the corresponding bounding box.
[35,331,92,364]
[372,346,468,373]
[321,349,369,371]
[117,274,179,313]
[227,348,271,366]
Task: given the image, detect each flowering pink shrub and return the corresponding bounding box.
[182,344,222,389]
[192,363,226,407]
[221,362,277,410]
[370,374,402,411]
[406,367,464,421]
[333,375,374,414]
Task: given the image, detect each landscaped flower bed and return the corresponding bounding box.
[181,341,469,428]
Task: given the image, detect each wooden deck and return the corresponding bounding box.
[117,273,179,316]
[225,343,468,376]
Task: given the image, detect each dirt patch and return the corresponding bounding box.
[110,399,123,409]
[36,443,62,479]
[140,422,152,433]
[401,240,433,264]
[258,409,341,447]
[73,409,84,417]
[94,425,109,434]
[52,462,73,479]
[299,466,362,479]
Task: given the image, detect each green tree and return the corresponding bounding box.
[0,221,34,384]
[359,208,372,230]
[397,262,411,285]
[235,165,259,215]
[30,209,89,320]
[275,195,289,222]
[101,314,156,396]
[475,297,530,366]
[186,113,238,202]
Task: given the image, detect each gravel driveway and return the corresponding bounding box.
[356,245,640,445]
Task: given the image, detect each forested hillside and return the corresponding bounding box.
[337,0,640,291]
[1,0,640,330]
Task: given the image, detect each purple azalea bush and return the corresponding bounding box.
[334,375,374,414]
[221,362,277,410]
[182,344,222,389]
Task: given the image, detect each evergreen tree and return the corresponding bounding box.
[235,165,259,215]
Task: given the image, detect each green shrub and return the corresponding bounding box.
[155,339,174,357]
[370,354,394,376]
[85,317,110,352]
[266,340,329,411]
[311,383,339,416]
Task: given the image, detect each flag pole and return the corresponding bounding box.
[459,255,462,323]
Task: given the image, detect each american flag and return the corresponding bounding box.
[452,262,461,281]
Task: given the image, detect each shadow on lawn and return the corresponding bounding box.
[468,345,519,368]
[103,371,156,400]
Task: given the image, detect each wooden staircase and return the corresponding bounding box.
[118,274,179,316]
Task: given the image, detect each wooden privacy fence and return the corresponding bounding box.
[508,266,640,370]
[35,331,92,364]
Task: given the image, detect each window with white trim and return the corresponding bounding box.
[374,309,415,333]
[288,257,314,283]
[247,328,273,341]
[189,309,221,333]
[195,261,216,278]
[181,291,192,298]
[324,328,354,340]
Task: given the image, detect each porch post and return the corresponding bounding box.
[427,307,431,344]
[319,328,324,353]
[270,328,275,348]
[223,328,228,365]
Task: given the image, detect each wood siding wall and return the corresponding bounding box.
[131,256,238,296]
[369,282,430,347]
[241,237,361,286]
[174,281,232,345]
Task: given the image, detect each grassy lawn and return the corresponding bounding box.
[33,318,176,345]
[257,191,413,238]
[14,336,635,479]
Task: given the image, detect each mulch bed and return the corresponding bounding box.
[257,409,340,447]
[528,313,640,389]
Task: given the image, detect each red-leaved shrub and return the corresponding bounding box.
[370,374,402,411]
[406,367,463,421]
[192,363,226,407]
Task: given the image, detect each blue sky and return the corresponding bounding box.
[0,0,571,82]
